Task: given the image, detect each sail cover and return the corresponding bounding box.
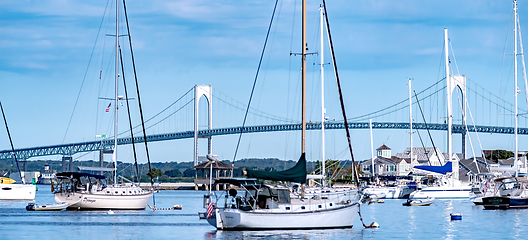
[413,161,452,175]
[246,153,307,183]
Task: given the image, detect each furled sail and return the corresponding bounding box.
[246,153,306,183]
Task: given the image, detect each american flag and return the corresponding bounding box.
[206,201,215,219]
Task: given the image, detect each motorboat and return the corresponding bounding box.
[482,177,528,209]
[403,197,434,206]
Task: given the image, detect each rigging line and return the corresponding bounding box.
[322,0,360,188]
[0,102,24,184]
[414,90,443,166]
[456,89,480,173]
[232,0,280,163]
[60,1,110,147]
[119,47,140,183]
[414,119,433,166]
[517,15,528,111]
[349,79,445,121]
[448,40,460,76]
[122,0,155,207]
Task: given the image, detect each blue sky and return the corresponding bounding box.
[1,0,527,165]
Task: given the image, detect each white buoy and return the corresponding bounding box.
[173,204,182,210]
[370,222,380,228]
[108,209,115,214]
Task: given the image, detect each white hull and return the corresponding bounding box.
[214,203,358,229]
[363,186,402,199]
[409,185,471,199]
[54,186,152,210]
[0,184,36,200]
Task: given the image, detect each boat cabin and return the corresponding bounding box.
[54,172,107,194]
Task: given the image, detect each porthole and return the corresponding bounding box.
[301,206,305,210]
[286,207,290,210]
[329,203,333,206]
[318,205,322,208]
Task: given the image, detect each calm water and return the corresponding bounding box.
[1,186,528,239]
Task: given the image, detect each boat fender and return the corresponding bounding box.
[51,183,54,192]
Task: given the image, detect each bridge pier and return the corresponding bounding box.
[61,156,72,172]
[194,85,213,166]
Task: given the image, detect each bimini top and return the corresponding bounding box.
[494,176,528,182]
[246,153,307,183]
[413,162,452,175]
[55,172,106,180]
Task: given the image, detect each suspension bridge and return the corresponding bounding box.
[1,74,527,165]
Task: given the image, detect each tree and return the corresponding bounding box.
[183,168,196,178]
[489,150,514,163]
[148,168,163,178]
[164,169,182,177]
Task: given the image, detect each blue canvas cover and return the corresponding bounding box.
[413,161,452,174]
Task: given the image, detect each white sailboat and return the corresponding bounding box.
[205,1,359,230]
[409,29,471,199]
[53,0,153,210]
[0,102,36,200]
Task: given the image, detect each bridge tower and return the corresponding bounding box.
[194,85,213,166]
[445,29,466,181]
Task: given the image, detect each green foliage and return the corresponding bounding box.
[164,169,182,177]
[488,150,514,162]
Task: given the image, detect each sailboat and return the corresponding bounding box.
[482,0,528,209]
[0,102,36,200]
[53,0,153,210]
[204,1,360,230]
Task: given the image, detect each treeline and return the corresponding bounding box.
[0,158,354,183]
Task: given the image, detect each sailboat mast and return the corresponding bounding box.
[445,29,452,166]
[301,0,306,154]
[409,78,413,167]
[113,0,119,185]
[319,5,326,187]
[514,0,519,176]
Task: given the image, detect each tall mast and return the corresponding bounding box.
[409,78,413,167]
[319,5,326,187]
[445,29,452,166]
[301,0,306,154]
[370,119,374,178]
[113,0,119,185]
[514,0,519,176]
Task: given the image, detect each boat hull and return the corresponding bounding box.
[482,196,528,209]
[0,184,36,200]
[54,188,152,210]
[214,203,358,230]
[409,186,471,199]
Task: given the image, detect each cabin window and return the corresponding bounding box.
[106,191,110,194]
[301,206,306,210]
[318,205,322,208]
[115,191,118,194]
[285,207,290,210]
[277,189,291,204]
[329,203,333,206]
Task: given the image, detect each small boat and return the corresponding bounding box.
[26,202,70,211]
[403,197,435,206]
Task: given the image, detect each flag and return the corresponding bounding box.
[106,103,111,112]
[206,201,214,219]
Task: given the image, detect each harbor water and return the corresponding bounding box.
[1,185,528,239]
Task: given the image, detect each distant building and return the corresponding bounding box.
[9,171,40,184]
[38,164,56,185]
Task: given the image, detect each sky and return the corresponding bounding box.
[1,0,528,166]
